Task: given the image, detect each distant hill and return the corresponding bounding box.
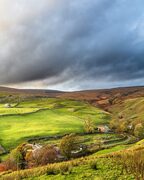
[0,86,144,109]
[57,86,144,110]
[0,86,63,97]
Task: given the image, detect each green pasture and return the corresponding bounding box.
[0,107,40,115]
[0,98,110,150]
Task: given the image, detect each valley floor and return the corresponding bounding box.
[0,96,144,179]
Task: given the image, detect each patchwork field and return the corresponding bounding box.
[0,87,144,180]
[0,98,110,150]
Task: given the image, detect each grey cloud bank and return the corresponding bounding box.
[0,0,144,90]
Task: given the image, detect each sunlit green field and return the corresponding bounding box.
[0,98,110,150]
[0,97,142,180]
[0,107,40,115]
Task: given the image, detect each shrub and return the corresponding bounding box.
[59,134,81,159]
[134,123,144,138]
[83,117,96,134]
[4,148,23,171]
[29,145,58,167]
[109,119,119,130]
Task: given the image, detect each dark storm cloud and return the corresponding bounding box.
[0,0,144,88]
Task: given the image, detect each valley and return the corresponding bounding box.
[0,86,144,179]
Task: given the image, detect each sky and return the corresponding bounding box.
[0,0,144,91]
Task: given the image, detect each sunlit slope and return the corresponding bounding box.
[111,97,144,124]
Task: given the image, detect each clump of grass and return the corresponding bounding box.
[113,149,144,179]
[58,163,73,175]
[46,167,59,175]
[89,161,98,170]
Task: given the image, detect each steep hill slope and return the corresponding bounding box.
[58,86,144,110]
